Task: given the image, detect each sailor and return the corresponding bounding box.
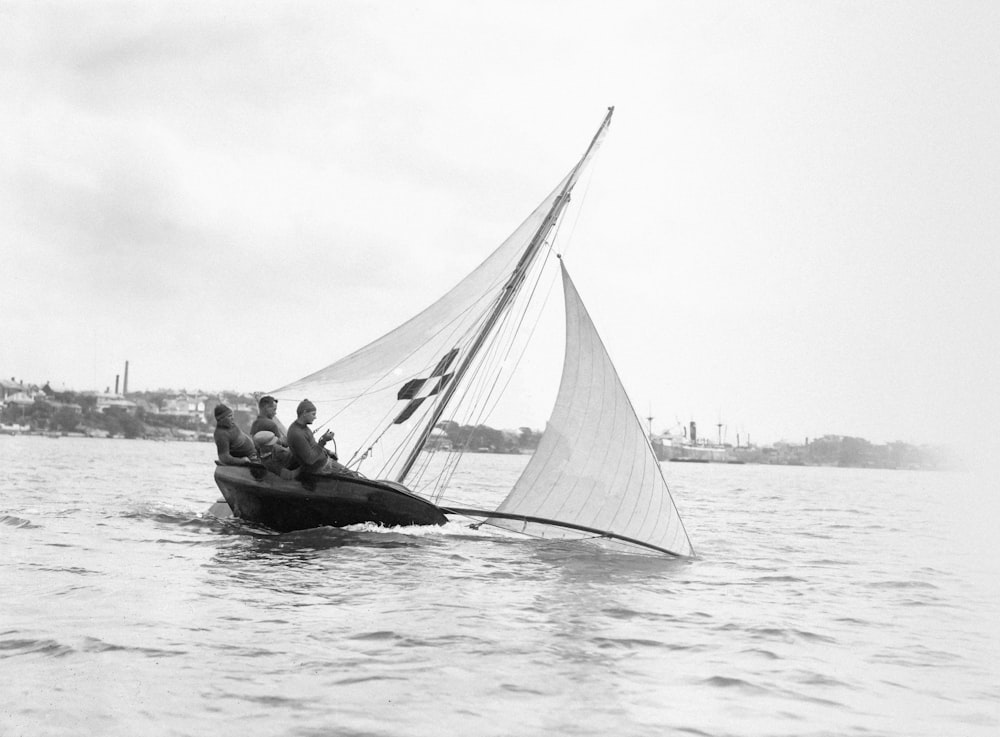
[287,399,357,477]
[250,395,287,442]
[253,430,298,479]
[213,404,258,466]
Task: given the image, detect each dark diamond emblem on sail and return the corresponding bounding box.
[393,348,458,424]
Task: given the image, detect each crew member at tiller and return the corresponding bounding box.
[287,399,351,475]
[213,404,258,466]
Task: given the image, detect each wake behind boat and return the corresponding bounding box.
[212,107,694,558]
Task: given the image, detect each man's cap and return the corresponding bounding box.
[253,430,278,447]
[214,403,232,420]
[297,399,316,415]
[259,395,278,408]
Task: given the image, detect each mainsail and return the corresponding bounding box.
[273,108,613,485]
[270,107,694,557]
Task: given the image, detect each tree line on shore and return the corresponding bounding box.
[2,389,200,439]
[1,388,543,452]
[735,435,958,470]
[2,386,959,469]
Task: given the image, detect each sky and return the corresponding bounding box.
[2,1,998,453]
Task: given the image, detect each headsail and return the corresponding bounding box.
[272,109,614,486]
[485,262,695,558]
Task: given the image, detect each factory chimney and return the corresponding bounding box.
[115,375,119,395]
[123,361,129,395]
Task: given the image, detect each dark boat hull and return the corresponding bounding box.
[213,464,447,532]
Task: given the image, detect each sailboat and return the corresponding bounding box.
[213,108,694,557]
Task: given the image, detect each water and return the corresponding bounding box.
[2,435,997,736]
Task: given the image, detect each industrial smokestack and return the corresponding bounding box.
[115,375,119,394]
[123,361,129,395]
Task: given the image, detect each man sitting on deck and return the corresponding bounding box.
[213,404,259,466]
[287,399,358,477]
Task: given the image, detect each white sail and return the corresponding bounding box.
[272,110,613,486]
[488,262,694,557]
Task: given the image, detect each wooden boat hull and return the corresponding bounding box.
[213,465,448,532]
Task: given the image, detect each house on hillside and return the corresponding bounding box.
[425,427,452,451]
[44,398,83,415]
[162,394,207,419]
[94,393,138,414]
[1,378,27,403]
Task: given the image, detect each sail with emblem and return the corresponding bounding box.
[269,107,693,557]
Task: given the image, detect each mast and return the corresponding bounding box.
[396,107,615,483]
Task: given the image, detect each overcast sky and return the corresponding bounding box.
[2,1,997,451]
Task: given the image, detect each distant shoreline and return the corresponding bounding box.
[1,427,960,471]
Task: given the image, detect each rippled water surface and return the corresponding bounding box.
[2,435,998,736]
